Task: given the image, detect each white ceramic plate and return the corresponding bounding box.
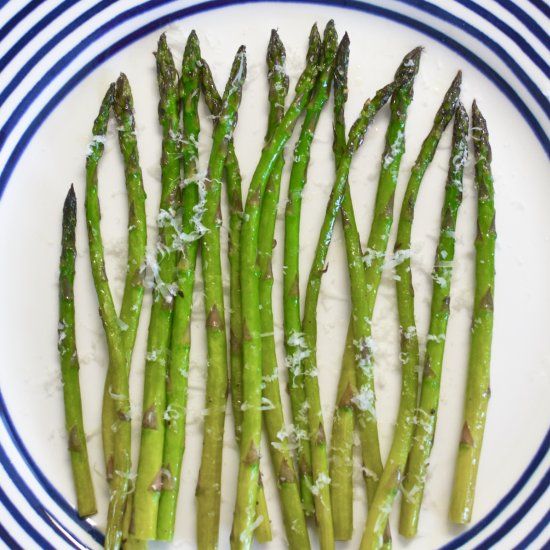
[0,1,548,548]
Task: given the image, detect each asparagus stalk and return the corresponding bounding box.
[282,20,338,516]
[360,72,462,550]
[115,72,148,550]
[199,51,272,545]
[328,34,355,540]
[85,83,131,550]
[399,103,468,537]
[257,30,310,549]
[58,185,97,519]
[449,100,496,524]
[301,79,397,550]
[132,37,181,540]
[155,32,202,541]
[230,25,322,550]
[195,47,247,550]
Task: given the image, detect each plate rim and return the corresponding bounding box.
[0,1,548,548]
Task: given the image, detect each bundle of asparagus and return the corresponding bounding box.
[56,20,496,550]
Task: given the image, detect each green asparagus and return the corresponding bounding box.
[449,100,496,525]
[59,185,97,519]
[328,33,354,540]
[155,31,202,541]
[257,30,311,549]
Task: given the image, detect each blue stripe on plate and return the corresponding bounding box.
[1,0,546,201]
[527,0,550,19]
[0,0,88,74]
[396,0,550,118]
[513,507,550,550]
[454,0,550,77]
[476,467,550,549]
[0,0,15,11]
[0,0,120,108]
[0,400,100,547]
[0,1,548,548]
[0,520,24,550]
[494,0,550,48]
[0,483,56,550]
[441,427,550,549]
[0,0,549,142]
[0,0,47,44]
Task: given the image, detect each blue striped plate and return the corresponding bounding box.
[0,1,548,548]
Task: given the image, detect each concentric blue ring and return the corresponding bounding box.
[0,1,548,548]
[493,0,550,46]
[0,0,47,42]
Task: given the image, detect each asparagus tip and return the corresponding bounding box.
[183,29,201,67]
[404,45,423,68]
[322,18,338,50]
[309,22,321,43]
[341,31,350,49]
[269,28,281,45]
[472,99,481,120]
[471,100,490,158]
[114,73,132,113]
[267,28,286,66]
[64,184,77,214]
[62,184,77,242]
[156,34,177,80]
[394,46,422,88]
[116,72,129,87]
[453,69,463,87]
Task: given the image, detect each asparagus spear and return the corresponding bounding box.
[85,83,131,550]
[302,78,397,550]
[282,20,338,516]
[195,47,247,550]
[114,73,149,550]
[360,72,462,550]
[257,30,310,549]
[199,55,273,546]
[132,36,181,540]
[399,103,468,537]
[328,34,355,540]
[449,100,496,525]
[58,185,97,519]
[230,25,322,550]
[155,32,202,541]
